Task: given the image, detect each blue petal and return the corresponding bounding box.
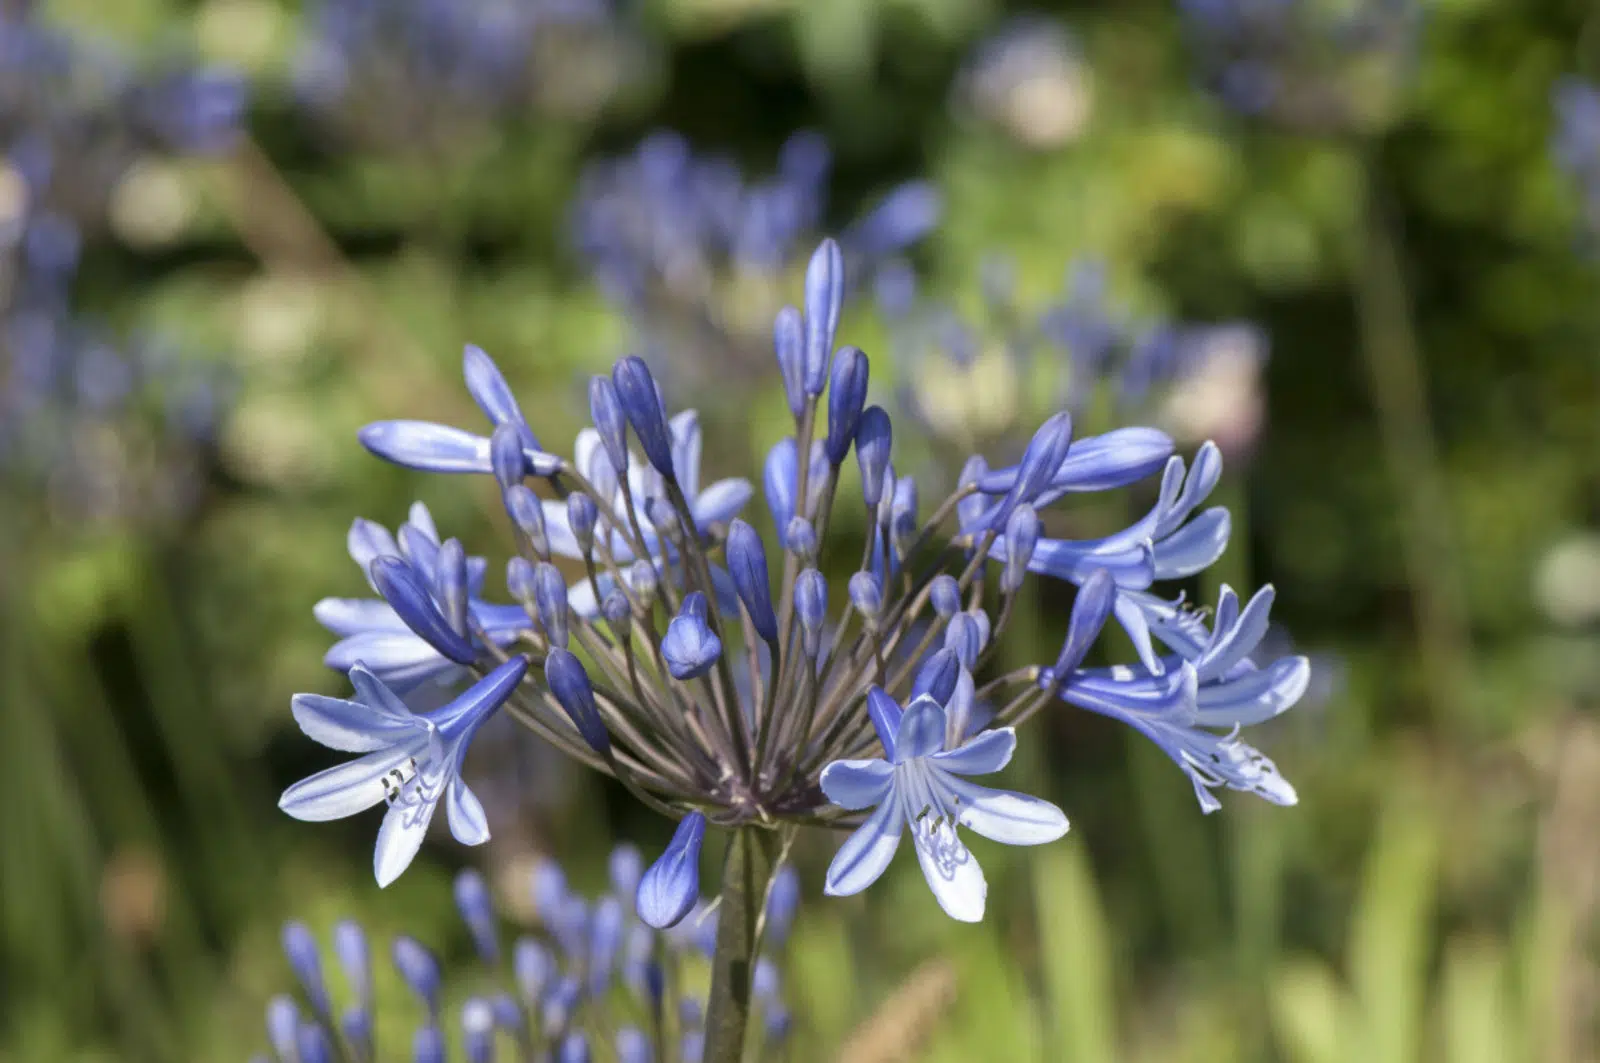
[446,778,491,846]
[290,692,421,753]
[823,795,903,897]
[374,780,442,887]
[1114,593,1162,673]
[819,759,894,809]
[347,519,399,588]
[1064,662,1198,720]
[928,728,1016,776]
[894,697,947,762]
[1029,537,1156,588]
[463,345,535,445]
[1194,656,1310,726]
[1155,442,1222,540]
[1152,508,1231,581]
[1194,585,1274,679]
[693,479,753,531]
[661,613,722,681]
[314,597,406,637]
[1046,426,1174,497]
[763,438,798,533]
[910,817,985,922]
[941,775,1069,845]
[359,421,493,474]
[637,813,706,929]
[670,410,703,499]
[279,742,429,822]
[324,631,456,690]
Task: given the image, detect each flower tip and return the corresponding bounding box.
[636,812,706,929]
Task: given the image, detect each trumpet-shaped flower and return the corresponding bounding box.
[279,656,529,886]
[820,693,1068,922]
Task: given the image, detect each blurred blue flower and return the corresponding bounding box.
[1554,77,1600,242]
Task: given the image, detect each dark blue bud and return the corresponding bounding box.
[566,494,599,556]
[785,516,817,560]
[944,613,983,671]
[281,922,330,1017]
[491,422,526,489]
[616,1027,653,1063]
[464,345,538,449]
[533,562,569,649]
[370,557,477,665]
[661,603,721,681]
[490,993,523,1033]
[1002,505,1039,594]
[413,1024,446,1063]
[589,896,624,994]
[436,538,469,636]
[588,376,630,476]
[726,520,778,643]
[454,869,499,964]
[544,648,610,755]
[803,239,844,395]
[332,920,370,1007]
[795,568,828,657]
[995,412,1073,526]
[297,1023,333,1063]
[610,844,644,900]
[504,485,549,558]
[637,812,706,929]
[611,357,675,479]
[825,346,870,465]
[462,998,494,1063]
[866,687,902,757]
[774,305,806,418]
[266,996,300,1059]
[849,571,883,621]
[930,574,961,618]
[558,1033,591,1063]
[513,938,553,1005]
[912,648,960,706]
[392,936,441,1017]
[1051,568,1115,682]
[855,406,892,508]
[765,865,800,945]
[682,590,710,622]
[341,1006,372,1060]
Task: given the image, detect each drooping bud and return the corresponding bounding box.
[636,812,706,929]
[726,519,778,643]
[785,516,817,561]
[454,869,499,964]
[588,376,630,477]
[774,304,805,418]
[503,485,549,558]
[532,562,569,649]
[544,648,610,755]
[930,574,961,618]
[1002,504,1039,594]
[824,346,869,465]
[855,405,892,508]
[803,239,844,395]
[566,494,599,557]
[849,571,883,623]
[795,568,827,658]
[660,594,721,680]
[611,357,675,479]
[370,557,477,665]
[436,538,469,636]
[392,936,441,1017]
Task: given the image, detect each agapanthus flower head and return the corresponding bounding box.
[282,237,1310,930]
[571,131,939,399]
[1178,0,1421,133]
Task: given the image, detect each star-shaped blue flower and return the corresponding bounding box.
[279,655,528,886]
[819,690,1069,922]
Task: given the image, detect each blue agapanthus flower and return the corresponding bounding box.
[281,237,1310,931]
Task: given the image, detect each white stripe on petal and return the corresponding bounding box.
[279,743,423,822]
[943,775,1069,845]
[824,795,904,897]
[912,818,986,922]
[820,759,894,809]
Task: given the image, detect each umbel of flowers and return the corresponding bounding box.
[280,238,1310,1061]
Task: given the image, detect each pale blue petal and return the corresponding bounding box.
[374,790,441,887]
[1065,662,1197,720]
[1047,426,1174,495]
[1194,585,1274,680]
[928,728,1015,776]
[942,776,1069,845]
[1114,594,1162,674]
[406,502,440,543]
[324,631,449,682]
[911,819,985,922]
[819,759,894,809]
[349,664,421,721]
[893,698,947,763]
[670,410,702,499]
[692,479,753,531]
[446,778,491,846]
[1028,537,1156,588]
[313,597,407,637]
[290,693,421,752]
[279,744,423,822]
[1152,508,1231,581]
[348,519,399,588]
[1155,442,1222,539]
[471,602,534,638]
[823,796,904,897]
[359,421,493,474]
[541,499,585,560]
[1194,656,1310,726]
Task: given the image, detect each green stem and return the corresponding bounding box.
[704,827,777,1063]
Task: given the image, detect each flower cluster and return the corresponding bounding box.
[280,236,1310,926]
[1177,0,1420,133]
[1553,77,1600,243]
[879,256,1267,462]
[570,131,939,396]
[292,0,645,153]
[252,860,797,1062]
[0,7,244,523]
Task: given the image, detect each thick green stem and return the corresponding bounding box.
[704,827,777,1063]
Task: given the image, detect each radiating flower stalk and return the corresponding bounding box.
[252,859,799,1062]
[281,238,1312,1061]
